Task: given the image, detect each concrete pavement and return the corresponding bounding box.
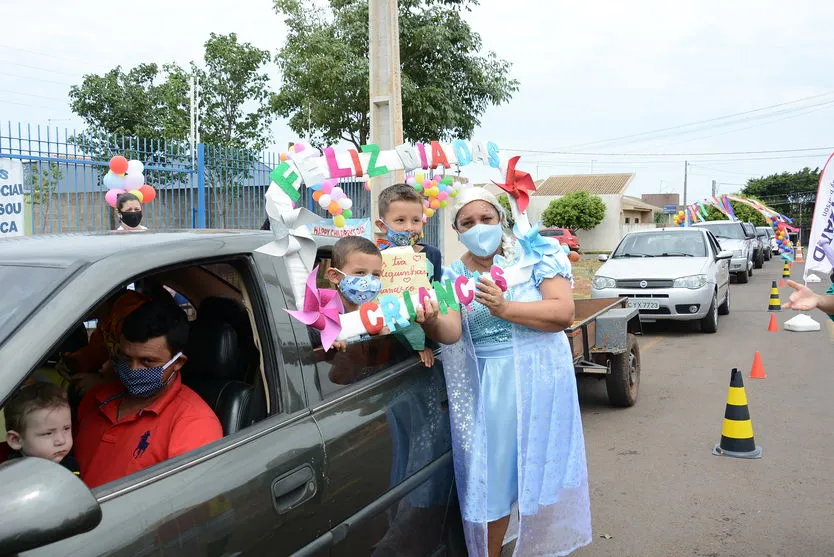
[574,258,834,557]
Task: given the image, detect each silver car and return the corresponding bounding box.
[592,228,732,333]
[692,221,756,284]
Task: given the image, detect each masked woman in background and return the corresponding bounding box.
[115,193,147,231]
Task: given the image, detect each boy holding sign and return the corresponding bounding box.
[375,185,444,366]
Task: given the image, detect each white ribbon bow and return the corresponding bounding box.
[256,183,320,271]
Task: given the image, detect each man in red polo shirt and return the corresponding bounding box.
[74,300,222,489]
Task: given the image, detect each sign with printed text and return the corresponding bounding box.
[0,159,24,237]
[379,247,431,297]
[308,218,372,240]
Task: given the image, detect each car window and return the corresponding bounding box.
[613,231,707,257]
[697,222,745,240]
[0,257,275,493]
[304,253,420,401]
[704,232,720,256]
[0,264,72,346]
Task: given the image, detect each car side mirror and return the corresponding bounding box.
[716,250,733,260]
[598,254,609,262]
[0,457,101,554]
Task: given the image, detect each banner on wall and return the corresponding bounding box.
[805,152,834,281]
[307,218,373,240]
[0,159,24,237]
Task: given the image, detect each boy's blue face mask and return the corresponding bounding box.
[380,220,421,248]
[335,270,382,305]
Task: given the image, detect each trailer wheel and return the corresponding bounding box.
[606,333,640,407]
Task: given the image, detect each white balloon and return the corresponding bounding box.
[331,187,344,198]
[127,160,145,175]
[339,198,353,210]
[318,194,332,208]
[102,172,117,189]
[124,173,144,189]
[110,174,127,189]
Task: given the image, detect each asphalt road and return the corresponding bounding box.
[572,257,834,557]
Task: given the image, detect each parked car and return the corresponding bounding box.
[755,226,773,261]
[539,227,580,251]
[692,221,756,283]
[0,232,466,557]
[742,222,765,269]
[591,227,732,333]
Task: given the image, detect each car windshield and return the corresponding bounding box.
[613,231,707,258]
[0,264,69,346]
[698,223,745,240]
[540,229,564,236]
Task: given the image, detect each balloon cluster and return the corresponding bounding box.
[771,219,794,256]
[311,179,353,228]
[103,156,156,208]
[405,172,467,221]
[672,210,686,227]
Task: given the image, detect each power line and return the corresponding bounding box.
[0,89,69,102]
[0,44,113,71]
[0,59,86,79]
[0,71,73,87]
[509,146,834,157]
[556,91,834,151]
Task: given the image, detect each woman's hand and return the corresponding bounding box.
[475,276,508,317]
[416,300,441,325]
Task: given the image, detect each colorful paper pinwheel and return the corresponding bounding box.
[514,222,560,268]
[493,155,536,214]
[285,265,344,351]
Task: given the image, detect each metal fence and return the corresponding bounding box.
[0,122,446,249]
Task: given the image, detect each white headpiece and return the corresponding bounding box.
[452,187,506,227]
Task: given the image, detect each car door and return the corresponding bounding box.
[706,232,729,299]
[290,313,457,557]
[3,248,330,557]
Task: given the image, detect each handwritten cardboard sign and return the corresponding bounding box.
[379,247,431,297]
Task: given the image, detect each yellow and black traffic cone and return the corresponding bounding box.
[767,281,781,311]
[782,261,791,279]
[713,369,763,459]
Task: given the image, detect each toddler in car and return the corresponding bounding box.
[4,382,80,475]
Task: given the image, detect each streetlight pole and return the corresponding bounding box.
[683,160,689,226]
[368,0,404,221]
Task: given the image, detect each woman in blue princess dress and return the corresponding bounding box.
[435,187,591,557]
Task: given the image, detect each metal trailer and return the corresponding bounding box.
[566,298,643,407]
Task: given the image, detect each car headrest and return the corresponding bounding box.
[184,319,242,381]
[198,297,258,365]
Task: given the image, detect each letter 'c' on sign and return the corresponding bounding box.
[359,302,384,334]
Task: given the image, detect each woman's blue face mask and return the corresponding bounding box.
[458,223,503,257]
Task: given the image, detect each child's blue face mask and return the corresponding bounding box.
[335,270,382,305]
[380,220,421,248]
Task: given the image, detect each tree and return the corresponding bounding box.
[541,191,606,230]
[703,199,766,226]
[69,33,276,227]
[272,0,519,147]
[496,193,516,227]
[742,167,819,233]
[25,162,63,233]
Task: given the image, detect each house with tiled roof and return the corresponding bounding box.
[524,173,662,251]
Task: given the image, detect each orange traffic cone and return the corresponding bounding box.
[796,246,805,263]
[767,313,779,332]
[750,351,767,379]
[779,278,785,288]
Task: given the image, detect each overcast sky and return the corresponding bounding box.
[3,0,834,206]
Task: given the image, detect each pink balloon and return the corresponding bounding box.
[105,188,124,208]
[437,191,449,201]
[322,179,338,194]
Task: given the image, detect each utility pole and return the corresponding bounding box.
[683,160,689,226]
[368,0,404,221]
[711,179,717,197]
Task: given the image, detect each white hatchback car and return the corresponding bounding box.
[592,227,733,333]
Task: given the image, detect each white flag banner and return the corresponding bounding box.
[805,152,834,282]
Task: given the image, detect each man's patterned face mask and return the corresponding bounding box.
[335,270,382,305]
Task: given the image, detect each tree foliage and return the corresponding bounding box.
[68,33,275,227]
[272,0,519,147]
[496,193,515,227]
[25,162,63,233]
[541,191,606,230]
[741,167,819,231]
